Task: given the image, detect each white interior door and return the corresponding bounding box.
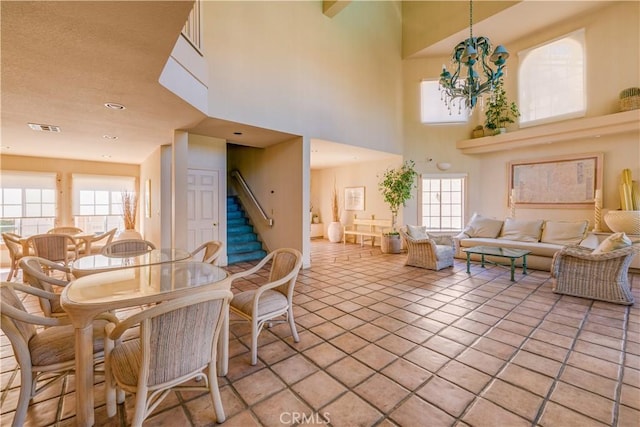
[187,169,220,252]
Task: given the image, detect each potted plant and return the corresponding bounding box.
[327,182,343,243]
[484,79,520,135]
[378,160,418,253]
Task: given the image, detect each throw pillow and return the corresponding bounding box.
[462,213,504,238]
[498,218,544,242]
[592,232,632,254]
[407,225,428,240]
[540,220,589,245]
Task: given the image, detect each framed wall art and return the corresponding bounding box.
[509,152,603,208]
[344,186,365,211]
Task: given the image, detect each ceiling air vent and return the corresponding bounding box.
[28,123,61,132]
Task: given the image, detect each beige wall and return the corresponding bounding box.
[312,156,404,238]
[201,0,404,156]
[402,1,640,227]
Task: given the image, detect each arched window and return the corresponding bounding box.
[518,29,585,126]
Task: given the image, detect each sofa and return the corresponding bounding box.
[453,214,594,271]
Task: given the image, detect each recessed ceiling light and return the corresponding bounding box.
[28,123,61,132]
[104,102,126,110]
[102,135,118,140]
[101,154,112,159]
[233,131,243,135]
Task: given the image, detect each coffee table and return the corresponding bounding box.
[463,246,531,281]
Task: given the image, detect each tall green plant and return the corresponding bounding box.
[484,79,520,133]
[378,160,418,231]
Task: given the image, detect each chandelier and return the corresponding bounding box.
[439,0,509,112]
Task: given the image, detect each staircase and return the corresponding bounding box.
[227,195,267,264]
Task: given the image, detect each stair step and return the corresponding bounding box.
[227,241,263,254]
[228,210,244,220]
[228,233,257,244]
[228,250,266,264]
[228,224,254,234]
[228,216,246,226]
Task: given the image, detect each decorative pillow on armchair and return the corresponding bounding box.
[406,225,429,240]
[460,213,504,238]
[592,232,632,254]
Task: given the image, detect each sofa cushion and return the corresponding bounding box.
[406,225,428,240]
[461,213,503,238]
[498,218,544,242]
[540,220,588,245]
[592,232,632,254]
[457,237,563,258]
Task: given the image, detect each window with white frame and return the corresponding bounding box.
[72,174,136,234]
[420,80,468,124]
[420,174,466,232]
[518,29,586,126]
[0,171,57,237]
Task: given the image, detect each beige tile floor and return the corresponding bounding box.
[1,239,639,426]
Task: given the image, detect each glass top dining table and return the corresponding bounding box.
[71,248,192,277]
[61,261,230,426]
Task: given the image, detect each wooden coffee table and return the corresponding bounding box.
[463,246,531,281]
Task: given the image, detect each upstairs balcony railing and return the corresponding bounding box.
[181,0,201,53]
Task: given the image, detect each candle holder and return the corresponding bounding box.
[593,190,602,232]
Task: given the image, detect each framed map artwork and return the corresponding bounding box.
[509,153,603,208]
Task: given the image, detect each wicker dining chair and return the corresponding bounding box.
[104,287,232,425]
[1,281,115,427]
[47,226,83,235]
[82,228,117,255]
[399,228,455,271]
[101,239,156,257]
[190,240,223,264]
[26,233,78,272]
[551,245,638,305]
[20,256,71,318]
[2,233,29,281]
[228,248,303,365]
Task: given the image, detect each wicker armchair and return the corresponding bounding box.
[104,288,232,425]
[101,239,155,257]
[1,282,115,427]
[551,245,637,305]
[20,256,71,318]
[2,233,29,281]
[190,240,223,264]
[399,228,455,271]
[229,248,303,365]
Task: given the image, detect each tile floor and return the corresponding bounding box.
[1,240,639,426]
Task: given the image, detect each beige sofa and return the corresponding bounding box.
[453,214,593,271]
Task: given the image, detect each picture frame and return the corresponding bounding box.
[509,152,603,208]
[344,186,365,211]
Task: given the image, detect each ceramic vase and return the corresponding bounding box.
[327,221,343,243]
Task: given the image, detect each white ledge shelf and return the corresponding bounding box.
[456,110,640,154]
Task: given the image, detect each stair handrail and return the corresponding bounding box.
[231,170,273,227]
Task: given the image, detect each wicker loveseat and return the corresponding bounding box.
[551,245,637,305]
[400,227,455,271]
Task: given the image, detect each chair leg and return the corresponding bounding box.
[250,319,259,365]
[207,361,226,423]
[13,367,33,427]
[288,307,300,342]
[132,389,148,427]
[6,259,17,281]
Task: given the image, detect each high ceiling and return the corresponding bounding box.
[0,1,611,169]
